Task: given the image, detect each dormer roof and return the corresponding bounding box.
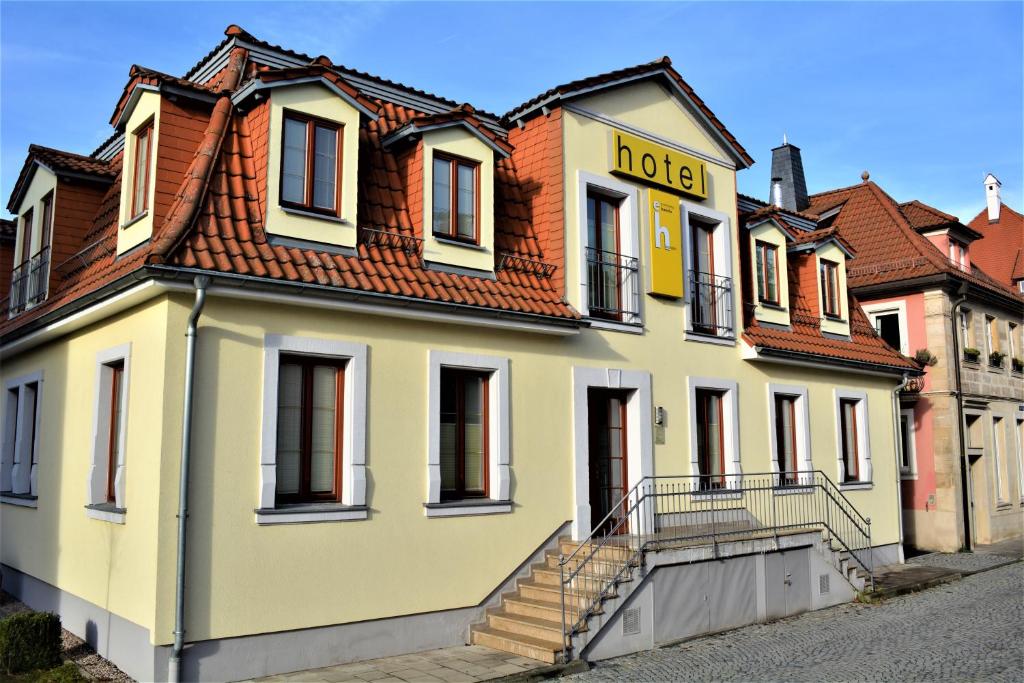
[233,61,382,120]
[7,144,116,213]
[381,104,513,157]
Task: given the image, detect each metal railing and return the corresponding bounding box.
[586,247,639,323]
[688,269,733,337]
[558,470,873,661]
[8,246,50,316]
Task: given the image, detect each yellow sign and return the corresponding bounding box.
[647,189,683,298]
[611,129,708,200]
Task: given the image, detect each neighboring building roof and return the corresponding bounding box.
[899,199,982,239]
[6,144,116,213]
[968,203,1024,286]
[504,56,754,168]
[0,218,15,243]
[804,181,1023,303]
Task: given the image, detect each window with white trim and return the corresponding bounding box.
[1016,418,1024,504]
[576,172,641,327]
[899,408,917,479]
[87,345,131,522]
[1,371,43,505]
[426,350,510,516]
[768,384,811,487]
[834,389,871,486]
[683,202,734,339]
[687,377,740,487]
[862,301,909,355]
[258,335,367,524]
[993,416,1009,504]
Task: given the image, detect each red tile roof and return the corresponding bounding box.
[6,144,116,212]
[899,199,982,239]
[968,203,1024,286]
[505,56,754,167]
[384,104,514,156]
[252,62,382,117]
[805,181,1023,302]
[110,64,220,126]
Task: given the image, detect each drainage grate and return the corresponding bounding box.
[622,607,641,635]
[819,574,830,595]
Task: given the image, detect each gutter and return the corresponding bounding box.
[748,345,921,378]
[891,372,910,562]
[949,287,973,551]
[169,275,210,683]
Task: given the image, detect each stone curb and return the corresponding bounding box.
[487,659,589,682]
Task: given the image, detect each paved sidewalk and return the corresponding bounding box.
[250,645,547,683]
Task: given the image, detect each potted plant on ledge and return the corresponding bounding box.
[963,347,982,363]
[1012,357,1023,373]
[988,350,1006,368]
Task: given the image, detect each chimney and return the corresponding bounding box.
[770,141,809,212]
[771,177,783,208]
[985,173,1001,222]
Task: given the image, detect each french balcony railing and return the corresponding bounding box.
[586,247,640,324]
[688,269,734,337]
[8,246,50,316]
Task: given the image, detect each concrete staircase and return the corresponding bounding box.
[470,538,634,664]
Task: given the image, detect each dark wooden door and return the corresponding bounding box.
[588,389,629,534]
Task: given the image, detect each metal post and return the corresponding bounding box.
[559,554,568,663]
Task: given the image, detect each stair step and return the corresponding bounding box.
[545,552,631,575]
[518,580,611,606]
[487,611,574,643]
[471,625,562,664]
[558,541,635,560]
[533,562,629,586]
[502,595,601,621]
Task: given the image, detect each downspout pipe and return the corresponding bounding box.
[950,286,972,551]
[169,275,210,683]
[891,372,910,563]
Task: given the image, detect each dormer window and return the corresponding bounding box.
[755,240,779,305]
[130,120,153,219]
[948,238,968,271]
[820,259,840,318]
[281,111,341,215]
[432,153,479,243]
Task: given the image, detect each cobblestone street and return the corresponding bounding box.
[571,562,1023,682]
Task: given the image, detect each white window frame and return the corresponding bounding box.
[834,388,872,488]
[861,301,910,355]
[992,415,1009,505]
[687,376,742,488]
[681,200,735,344]
[1,370,43,507]
[575,171,642,330]
[258,334,368,524]
[426,350,510,517]
[571,366,653,540]
[899,407,918,480]
[767,384,812,488]
[1015,414,1024,505]
[86,344,131,523]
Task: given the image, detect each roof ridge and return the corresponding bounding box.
[28,143,108,163]
[862,181,961,273]
[808,180,865,199]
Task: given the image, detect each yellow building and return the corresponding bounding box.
[1,26,918,682]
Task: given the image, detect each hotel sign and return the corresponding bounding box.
[647,189,683,298]
[611,129,708,200]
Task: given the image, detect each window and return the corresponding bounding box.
[839,398,860,483]
[427,350,510,516]
[993,416,1010,504]
[19,209,33,264]
[275,355,345,504]
[39,193,53,255]
[1,372,42,505]
[899,408,917,478]
[87,347,130,522]
[755,241,779,305]
[695,388,725,489]
[774,395,798,485]
[874,312,902,351]
[432,153,479,242]
[1009,322,1019,362]
[586,191,624,320]
[986,315,1001,366]
[820,260,840,318]
[1016,419,1024,503]
[130,121,153,219]
[439,368,489,500]
[960,308,974,353]
[948,239,967,270]
[259,335,367,524]
[281,111,341,214]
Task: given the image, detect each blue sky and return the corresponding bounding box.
[2,1,1021,222]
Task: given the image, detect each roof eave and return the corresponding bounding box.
[748,344,921,377]
[231,76,380,121]
[381,120,512,158]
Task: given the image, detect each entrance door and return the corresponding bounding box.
[588,389,629,535]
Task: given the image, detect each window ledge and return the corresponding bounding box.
[773,484,815,496]
[432,235,488,251]
[1,492,37,508]
[424,499,512,517]
[839,482,873,491]
[587,317,644,335]
[85,503,126,524]
[279,205,351,225]
[121,211,149,230]
[255,503,369,525]
[900,473,919,481]
[758,301,787,311]
[683,331,736,347]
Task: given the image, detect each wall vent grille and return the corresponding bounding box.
[819,574,830,595]
[622,607,641,635]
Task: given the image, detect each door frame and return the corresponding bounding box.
[572,366,653,540]
[587,388,631,534]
